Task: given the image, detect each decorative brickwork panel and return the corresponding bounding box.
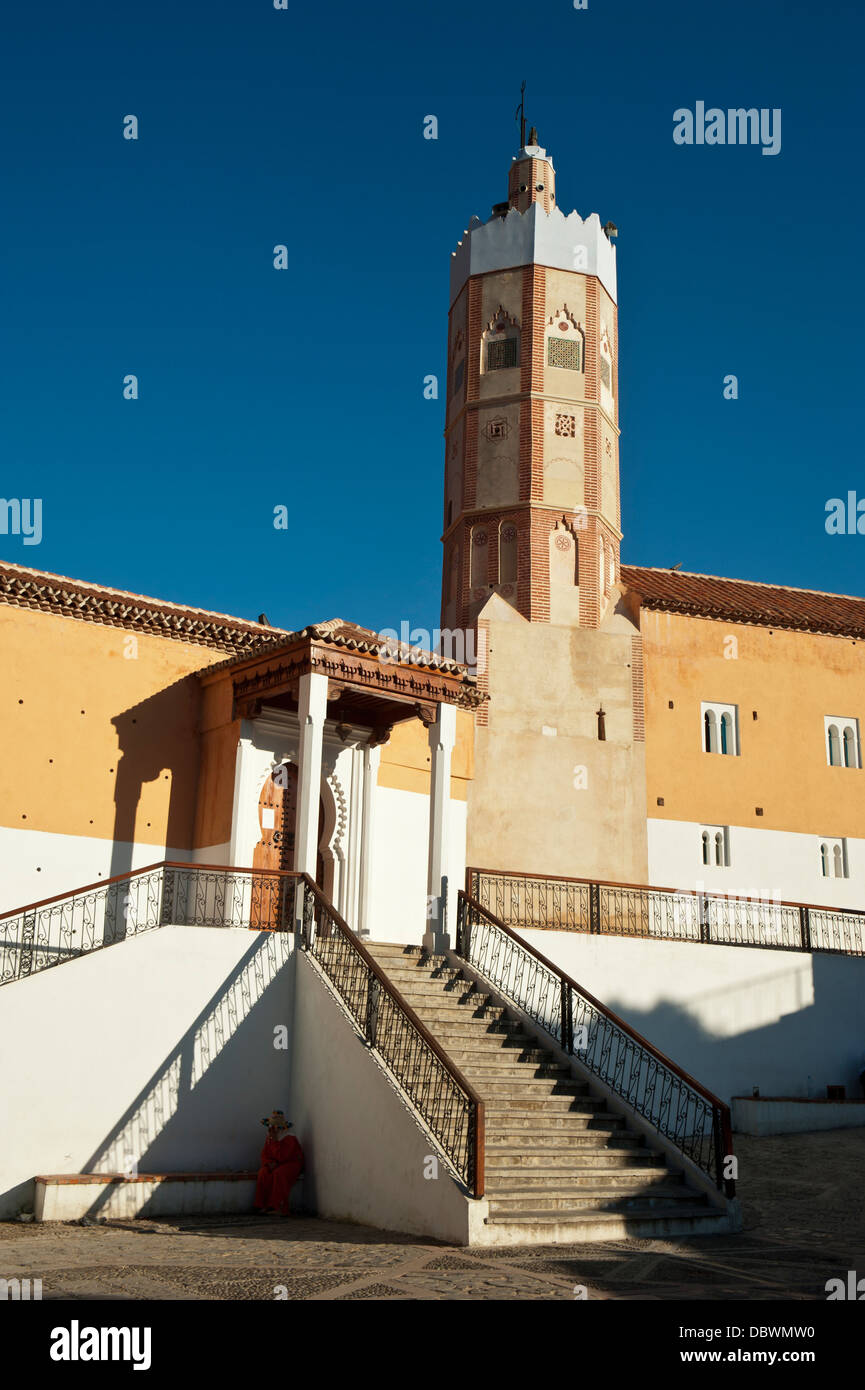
[555,413,577,438]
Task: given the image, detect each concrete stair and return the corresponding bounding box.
[366,941,730,1243]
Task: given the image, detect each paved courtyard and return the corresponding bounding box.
[2,1132,862,1300]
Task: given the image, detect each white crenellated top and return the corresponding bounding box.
[450,200,618,307]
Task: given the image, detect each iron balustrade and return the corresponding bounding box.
[0,861,300,984]
[298,878,485,1198]
[468,867,865,957]
[456,890,735,1195]
[0,861,486,1199]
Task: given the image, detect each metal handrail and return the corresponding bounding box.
[467,865,865,957]
[298,875,485,1198]
[456,889,735,1196]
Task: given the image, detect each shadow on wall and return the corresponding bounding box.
[109,675,205,885]
[73,933,294,1220]
[601,951,865,1105]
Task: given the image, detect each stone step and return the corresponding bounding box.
[486,1150,664,1170]
[482,1207,726,1240]
[486,1185,705,1214]
[441,1059,578,1080]
[484,1108,624,1126]
[485,1166,680,1190]
[486,1130,643,1149]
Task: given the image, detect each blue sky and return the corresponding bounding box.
[1,0,863,634]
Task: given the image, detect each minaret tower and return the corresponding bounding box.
[441,128,621,633]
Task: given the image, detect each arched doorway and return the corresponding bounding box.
[251,763,326,927]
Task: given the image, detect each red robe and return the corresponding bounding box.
[254,1134,304,1213]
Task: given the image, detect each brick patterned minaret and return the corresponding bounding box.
[441,135,621,634]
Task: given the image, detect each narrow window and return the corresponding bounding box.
[702,832,710,866]
[720,712,731,755]
[821,843,829,877]
[704,709,718,753]
[828,724,841,766]
[833,844,843,878]
[714,832,724,866]
[843,726,856,768]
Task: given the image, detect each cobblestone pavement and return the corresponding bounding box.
[2,1132,862,1301]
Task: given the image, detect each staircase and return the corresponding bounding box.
[366,941,731,1243]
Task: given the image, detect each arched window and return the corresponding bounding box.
[843,726,856,768]
[714,832,724,866]
[704,709,718,753]
[470,528,488,592]
[828,724,841,766]
[499,523,518,585]
[720,712,733,755]
[821,843,829,877]
[598,537,605,596]
[482,308,520,373]
[833,844,843,877]
[702,832,710,866]
[546,309,585,371]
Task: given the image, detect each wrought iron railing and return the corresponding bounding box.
[0,861,300,985]
[299,879,485,1198]
[456,891,734,1195]
[468,867,865,957]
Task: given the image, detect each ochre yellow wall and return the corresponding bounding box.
[0,606,217,848]
[377,708,474,800]
[642,609,865,835]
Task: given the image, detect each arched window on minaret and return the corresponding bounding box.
[843,725,857,767]
[450,329,466,400]
[704,709,718,753]
[600,324,615,413]
[470,526,489,595]
[481,308,520,374]
[598,536,605,598]
[499,523,518,586]
[546,308,585,371]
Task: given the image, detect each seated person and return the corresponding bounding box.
[254,1110,304,1216]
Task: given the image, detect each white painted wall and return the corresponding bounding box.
[0,826,192,917]
[648,817,865,911]
[290,952,484,1243]
[513,927,865,1107]
[368,786,467,944]
[0,926,294,1218]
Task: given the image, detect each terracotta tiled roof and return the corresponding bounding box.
[0,560,474,677]
[621,565,865,640]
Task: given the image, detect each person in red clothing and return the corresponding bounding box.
[254,1110,304,1216]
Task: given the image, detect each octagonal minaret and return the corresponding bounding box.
[441,133,621,633]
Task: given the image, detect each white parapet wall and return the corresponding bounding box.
[731,1097,865,1136]
[513,928,865,1106]
[290,952,487,1243]
[0,926,295,1219]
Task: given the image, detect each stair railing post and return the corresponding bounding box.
[589,882,601,935]
[365,968,380,1048]
[700,892,711,944]
[800,905,811,952]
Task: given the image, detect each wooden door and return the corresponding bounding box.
[251,764,297,928]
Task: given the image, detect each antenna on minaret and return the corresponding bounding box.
[516,80,526,149]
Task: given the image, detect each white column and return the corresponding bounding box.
[425,702,457,952]
[294,672,328,929]
[357,744,381,939]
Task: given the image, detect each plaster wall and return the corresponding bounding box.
[467,599,648,883]
[0,926,294,1218]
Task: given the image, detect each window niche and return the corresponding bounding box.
[481,308,520,374]
[546,308,585,372]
